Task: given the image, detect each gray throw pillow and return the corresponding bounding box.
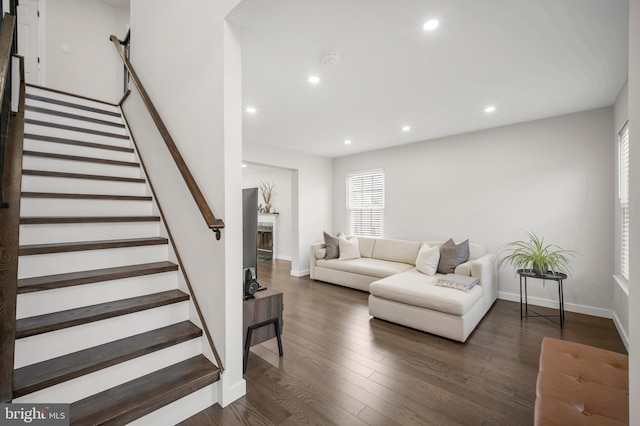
[437,239,470,274]
[323,231,340,259]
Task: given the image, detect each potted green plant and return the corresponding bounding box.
[498,231,577,276]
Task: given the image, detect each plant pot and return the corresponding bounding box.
[532,263,549,275]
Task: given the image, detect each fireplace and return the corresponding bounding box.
[257,222,274,260]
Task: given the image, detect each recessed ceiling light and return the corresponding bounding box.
[246,106,257,114]
[402,126,411,132]
[423,19,439,31]
[308,75,320,84]
[484,106,496,113]
[344,140,352,145]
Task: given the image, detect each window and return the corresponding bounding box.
[347,170,384,237]
[618,122,629,280]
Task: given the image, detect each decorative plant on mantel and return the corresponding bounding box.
[498,231,577,276]
[259,180,276,213]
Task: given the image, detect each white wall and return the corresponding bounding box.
[243,141,332,276]
[628,0,639,422]
[42,0,129,103]
[333,107,615,317]
[242,164,293,261]
[613,81,629,350]
[128,0,244,407]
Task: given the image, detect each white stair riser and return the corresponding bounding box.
[15,339,203,404]
[20,198,153,217]
[25,123,131,149]
[26,87,120,114]
[130,383,218,426]
[22,156,140,179]
[20,222,160,245]
[17,272,179,319]
[25,111,127,136]
[13,339,202,404]
[18,245,169,279]
[14,302,189,368]
[24,138,135,163]
[21,175,147,197]
[26,98,123,124]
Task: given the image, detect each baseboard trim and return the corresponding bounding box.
[276,255,292,262]
[290,268,309,277]
[497,292,612,319]
[612,310,630,352]
[218,377,246,407]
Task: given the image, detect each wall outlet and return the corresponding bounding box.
[62,44,70,53]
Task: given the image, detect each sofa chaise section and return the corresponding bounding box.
[369,251,497,342]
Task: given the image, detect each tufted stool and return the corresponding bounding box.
[535,337,629,425]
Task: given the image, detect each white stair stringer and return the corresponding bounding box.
[13,85,221,424]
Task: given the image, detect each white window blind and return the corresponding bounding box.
[619,123,629,280]
[347,170,384,237]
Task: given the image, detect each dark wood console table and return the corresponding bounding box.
[518,269,567,328]
[243,289,283,372]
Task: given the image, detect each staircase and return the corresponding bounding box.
[13,85,220,424]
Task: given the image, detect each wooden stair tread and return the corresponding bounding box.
[20,216,159,225]
[23,150,139,167]
[70,355,219,425]
[25,93,121,117]
[13,321,202,398]
[25,118,130,140]
[23,169,145,183]
[18,261,178,293]
[19,236,168,256]
[21,192,152,201]
[15,289,189,338]
[24,133,134,153]
[25,105,125,128]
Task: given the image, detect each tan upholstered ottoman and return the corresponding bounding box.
[535,337,629,425]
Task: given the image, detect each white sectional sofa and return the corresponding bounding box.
[309,236,498,342]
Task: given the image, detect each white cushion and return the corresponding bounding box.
[372,238,421,265]
[356,236,377,258]
[315,248,327,260]
[316,258,414,278]
[415,243,440,276]
[369,269,482,316]
[454,260,473,276]
[339,236,361,260]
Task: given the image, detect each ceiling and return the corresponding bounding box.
[99,0,129,8]
[228,0,628,158]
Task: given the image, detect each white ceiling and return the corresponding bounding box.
[100,0,129,8]
[228,0,628,158]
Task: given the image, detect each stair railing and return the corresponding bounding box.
[109,33,225,373]
[0,12,26,402]
[109,34,225,240]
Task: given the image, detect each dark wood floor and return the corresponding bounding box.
[181,260,626,426]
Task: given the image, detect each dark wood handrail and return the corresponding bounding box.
[120,106,224,373]
[109,34,225,239]
[0,14,15,108]
[0,51,26,402]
